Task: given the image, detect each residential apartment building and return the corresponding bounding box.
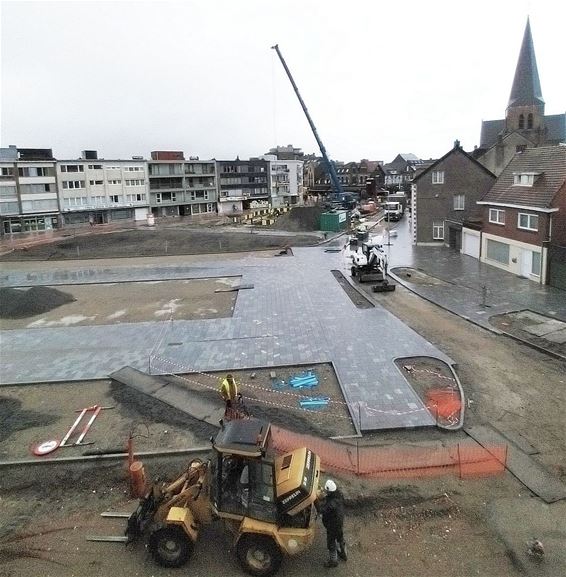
[265,144,305,160]
[411,141,496,250]
[148,151,217,217]
[383,153,426,193]
[0,146,60,234]
[477,145,566,288]
[216,158,270,215]
[265,156,303,208]
[57,151,149,226]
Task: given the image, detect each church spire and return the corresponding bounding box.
[508,18,544,108]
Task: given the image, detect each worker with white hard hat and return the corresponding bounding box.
[316,478,347,568]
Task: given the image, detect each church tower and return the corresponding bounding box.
[505,18,546,142]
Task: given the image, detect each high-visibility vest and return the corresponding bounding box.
[220,376,238,401]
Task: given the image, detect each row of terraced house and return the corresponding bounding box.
[0,147,304,235]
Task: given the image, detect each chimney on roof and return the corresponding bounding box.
[454,139,461,149]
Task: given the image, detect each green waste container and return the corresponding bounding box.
[320,210,349,232]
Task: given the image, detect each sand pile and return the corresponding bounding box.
[0,286,76,318]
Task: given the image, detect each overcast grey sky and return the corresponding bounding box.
[1,0,564,163]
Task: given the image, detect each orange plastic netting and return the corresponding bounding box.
[270,426,506,480]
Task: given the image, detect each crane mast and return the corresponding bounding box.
[271,44,345,199]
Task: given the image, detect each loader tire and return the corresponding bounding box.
[236,534,282,577]
[149,525,193,568]
[350,266,356,278]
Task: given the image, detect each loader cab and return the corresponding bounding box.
[211,419,276,522]
[210,419,320,528]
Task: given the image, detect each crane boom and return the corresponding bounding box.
[271,44,345,198]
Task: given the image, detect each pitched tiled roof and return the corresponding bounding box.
[479,119,505,148]
[479,114,566,149]
[479,145,566,208]
[545,114,566,144]
[413,145,494,183]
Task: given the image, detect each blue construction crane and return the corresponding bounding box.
[271,44,345,201]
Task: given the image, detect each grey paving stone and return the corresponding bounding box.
[1,237,460,432]
[523,320,566,336]
[544,328,566,344]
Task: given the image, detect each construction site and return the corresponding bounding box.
[1,209,565,577]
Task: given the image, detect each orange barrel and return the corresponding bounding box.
[129,460,147,498]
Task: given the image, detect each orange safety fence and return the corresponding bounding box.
[425,388,463,427]
[271,426,507,480]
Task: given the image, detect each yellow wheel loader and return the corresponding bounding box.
[126,419,321,577]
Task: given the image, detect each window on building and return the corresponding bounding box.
[191,190,208,201]
[527,113,533,129]
[518,114,525,129]
[60,165,84,173]
[125,193,146,202]
[453,194,465,211]
[513,173,536,186]
[105,166,121,170]
[88,164,103,170]
[0,185,17,197]
[19,183,52,194]
[171,192,177,202]
[21,199,58,211]
[92,196,105,205]
[64,197,87,206]
[109,195,120,203]
[486,239,510,264]
[89,180,103,186]
[0,167,14,177]
[62,180,85,189]
[18,166,52,177]
[518,213,539,231]
[489,208,505,224]
[124,166,143,171]
[155,193,162,204]
[432,221,444,240]
[125,179,145,186]
[516,145,527,153]
[432,171,444,184]
[108,180,122,185]
[0,201,19,215]
[532,252,541,276]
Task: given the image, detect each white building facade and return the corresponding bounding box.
[267,157,304,208]
[57,154,149,226]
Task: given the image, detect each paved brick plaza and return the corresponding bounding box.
[0,246,455,431]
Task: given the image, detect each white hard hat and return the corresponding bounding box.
[324,479,337,492]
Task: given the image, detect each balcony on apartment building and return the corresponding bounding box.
[148,165,184,177]
[149,177,184,190]
[185,164,215,175]
[185,176,215,189]
[219,188,269,201]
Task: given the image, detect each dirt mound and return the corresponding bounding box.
[0,229,319,260]
[0,397,58,443]
[0,286,76,319]
[272,206,325,232]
